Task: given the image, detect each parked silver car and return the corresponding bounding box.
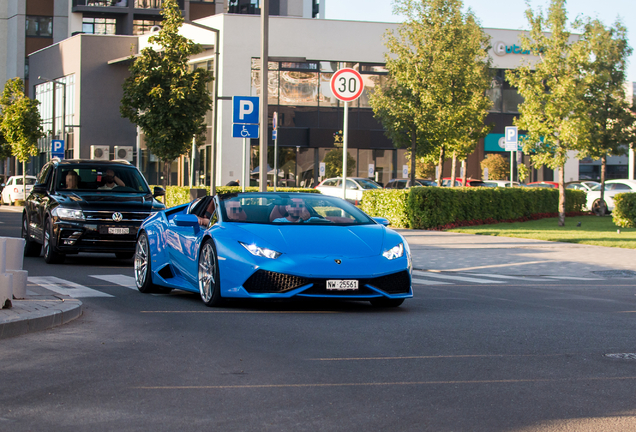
[315,177,382,202]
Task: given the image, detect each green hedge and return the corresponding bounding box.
[361,187,586,229]
[150,186,319,209]
[612,192,636,228]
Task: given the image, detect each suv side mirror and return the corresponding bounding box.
[153,186,166,197]
[32,184,47,193]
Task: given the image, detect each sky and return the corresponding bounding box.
[324,0,636,82]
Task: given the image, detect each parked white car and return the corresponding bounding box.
[585,179,636,215]
[1,175,37,205]
[566,181,600,192]
[315,177,382,202]
[482,180,521,188]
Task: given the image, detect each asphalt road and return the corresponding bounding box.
[1,207,636,431]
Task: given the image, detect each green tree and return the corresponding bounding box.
[120,0,213,187]
[507,0,590,226]
[480,153,510,180]
[577,19,634,215]
[324,148,356,178]
[0,78,44,190]
[370,0,492,188]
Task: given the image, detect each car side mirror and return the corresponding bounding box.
[173,214,201,233]
[32,184,47,193]
[372,217,391,226]
[153,186,166,197]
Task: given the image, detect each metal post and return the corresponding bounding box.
[273,134,278,192]
[342,100,349,199]
[190,136,196,187]
[259,0,269,192]
[242,137,247,192]
[61,81,66,156]
[510,150,514,187]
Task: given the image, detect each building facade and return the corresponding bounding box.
[27,13,632,187]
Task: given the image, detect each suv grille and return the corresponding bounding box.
[84,210,150,222]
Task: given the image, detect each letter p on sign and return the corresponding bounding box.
[239,100,253,120]
[232,96,260,125]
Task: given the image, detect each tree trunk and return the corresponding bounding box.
[558,163,565,226]
[436,145,445,187]
[599,155,607,216]
[450,150,457,187]
[410,130,416,187]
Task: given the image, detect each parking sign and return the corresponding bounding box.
[505,126,518,152]
[232,96,259,124]
[51,140,65,159]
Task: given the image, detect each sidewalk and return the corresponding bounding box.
[0,279,83,340]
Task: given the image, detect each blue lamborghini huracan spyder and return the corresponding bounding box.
[133,192,412,307]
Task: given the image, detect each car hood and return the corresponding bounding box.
[54,191,158,211]
[229,223,389,258]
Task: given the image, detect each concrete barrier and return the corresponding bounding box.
[0,237,28,306]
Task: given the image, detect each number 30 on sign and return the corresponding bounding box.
[330,68,364,102]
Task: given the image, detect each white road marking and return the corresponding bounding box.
[466,273,550,282]
[90,274,137,290]
[545,276,604,281]
[28,276,113,298]
[413,270,504,284]
[412,277,452,285]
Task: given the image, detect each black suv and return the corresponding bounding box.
[22,159,165,263]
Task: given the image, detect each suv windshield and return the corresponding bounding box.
[55,165,150,193]
[219,193,375,225]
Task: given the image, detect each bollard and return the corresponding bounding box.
[0,239,12,308]
[7,270,27,299]
[4,237,25,271]
[1,237,27,300]
[0,237,6,274]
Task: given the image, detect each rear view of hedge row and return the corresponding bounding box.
[361,187,587,229]
[613,193,636,228]
[150,186,318,209]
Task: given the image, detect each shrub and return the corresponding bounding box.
[150,186,320,209]
[480,154,510,180]
[613,193,636,228]
[362,187,586,229]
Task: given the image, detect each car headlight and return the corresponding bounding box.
[52,207,85,221]
[382,243,404,260]
[240,241,282,259]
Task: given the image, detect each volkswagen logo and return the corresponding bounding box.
[334,259,342,265]
[112,212,123,222]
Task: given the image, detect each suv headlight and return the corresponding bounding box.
[240,241,282,259]
[382,243,404,260]
[52,207,85,221]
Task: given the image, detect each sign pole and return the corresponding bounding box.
[273,135,278,192]
[342,100,349,199]
[242,137,246,192]
[510,150,514,187]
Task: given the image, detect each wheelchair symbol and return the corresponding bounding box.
[241,125,250,137]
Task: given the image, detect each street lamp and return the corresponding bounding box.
[38,76,66,154]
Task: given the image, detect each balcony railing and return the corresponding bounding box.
[73,0,184,9]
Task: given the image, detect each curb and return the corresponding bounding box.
[0,299,83,340]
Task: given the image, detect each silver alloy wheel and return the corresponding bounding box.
[134,235,148,288]
[44,221,50,257]
[198,242,217,303]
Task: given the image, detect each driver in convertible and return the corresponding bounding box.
[272,198,307,223]
[225,199,247,222]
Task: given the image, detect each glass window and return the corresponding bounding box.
[503,89,524,113]
[26,16,52,37]
[134,0,163,9]
[612,183,631,190]
[356,178,382,189]
[132,19,162,35]
[374,149,392,186]
[487,75,503,112]
[83,17,117,35]
[359,74,388,108]
[55,165,150,192]
[251,69,279,105]
[279,71,318,106]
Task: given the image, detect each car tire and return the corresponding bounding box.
[22,213,42,257]
[43,218,65,264]
[134,232,170,294]
[115,252,135,260]
[370,298,404,308]
[8,195,13,206]
[592,199,608,216]
[198,238,223,307]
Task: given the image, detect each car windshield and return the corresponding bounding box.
[590,184,605,191]
[356,179,382,189]
[219,193,375,225]
[55,165,150,193]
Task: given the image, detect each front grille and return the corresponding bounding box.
[84,210,150,222]
[243,270,411,295]
[243,270,310,293]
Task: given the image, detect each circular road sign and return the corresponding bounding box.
[330,68,364,102]
[272,111,278,131]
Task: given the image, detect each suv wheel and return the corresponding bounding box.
[22,213,42,257]
[43,218,65,264]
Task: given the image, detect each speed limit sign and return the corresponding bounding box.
[330,68,364,102]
